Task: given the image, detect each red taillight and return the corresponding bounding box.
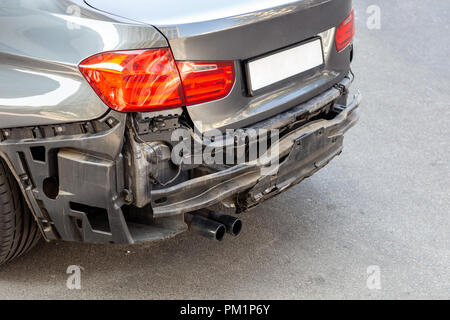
[335,9,355,53]
[176,61,235,105]
[79,48,184,112]
[79,49,235,112]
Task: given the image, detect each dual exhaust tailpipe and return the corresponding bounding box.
[185,210,242,242]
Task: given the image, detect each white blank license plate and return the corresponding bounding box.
[247,39,324,92]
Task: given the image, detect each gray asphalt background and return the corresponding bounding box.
[0,0,449,299]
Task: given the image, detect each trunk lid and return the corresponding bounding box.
[86,0,353,132]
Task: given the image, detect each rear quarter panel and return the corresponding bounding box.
[0,0,167,129]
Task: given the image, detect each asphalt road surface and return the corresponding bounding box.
[0,0,448,299]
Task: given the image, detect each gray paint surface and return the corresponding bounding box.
[86,0,304,26]
[0,0,167,129]
[0,0,352,132]
[87,0,353,133]
[0,0,448,299]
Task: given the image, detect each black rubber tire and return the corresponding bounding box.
[0,159,40,266]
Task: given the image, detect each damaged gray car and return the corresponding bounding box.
[0,0,361,265]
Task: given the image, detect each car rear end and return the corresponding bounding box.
[85,0,356,132]
[0,0,360,247]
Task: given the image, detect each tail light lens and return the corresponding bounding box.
[79,49,235,112]
[335,8,355,52]
[176,61,235,105]
[79,49,184,112]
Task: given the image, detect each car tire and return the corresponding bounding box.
[0,159,40,266]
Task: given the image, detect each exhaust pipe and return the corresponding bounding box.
[195,210,242,237]
[185,213,226,241]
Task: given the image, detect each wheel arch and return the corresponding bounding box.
[0,149,48,241]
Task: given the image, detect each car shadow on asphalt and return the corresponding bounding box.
[0,179,340,297]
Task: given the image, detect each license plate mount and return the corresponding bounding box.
[246,37,324,94]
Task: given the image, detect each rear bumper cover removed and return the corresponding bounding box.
[151,90,361,218]
[0,75,361,244]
